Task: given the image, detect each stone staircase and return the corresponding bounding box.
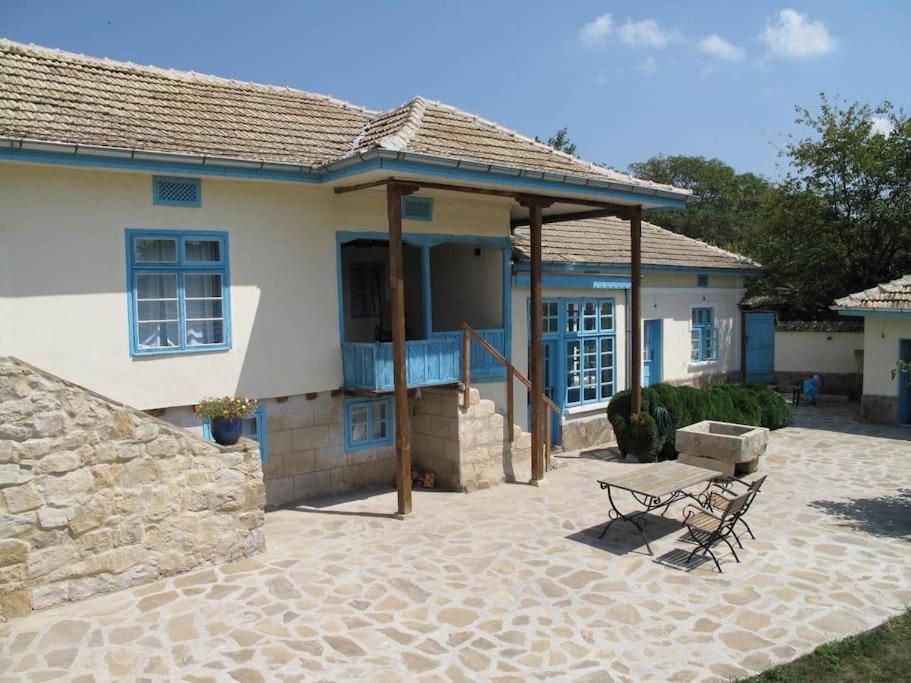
[411,387,532,492]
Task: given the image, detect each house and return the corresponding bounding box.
[0,40,761,512]
[832,275,911,425]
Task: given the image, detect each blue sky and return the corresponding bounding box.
[3,1,908,179]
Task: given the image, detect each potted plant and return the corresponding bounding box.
[195,396,258,446]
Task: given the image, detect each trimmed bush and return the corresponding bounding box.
[607,382,792,458]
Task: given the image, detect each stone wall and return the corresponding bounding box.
[861,394,899,425]
[413,387,531,491]
[0,357,265,620]
[256,393,395,509]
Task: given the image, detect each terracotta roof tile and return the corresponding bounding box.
[0,40,691,198]
[512,216,760,271]
[833,275,911,312]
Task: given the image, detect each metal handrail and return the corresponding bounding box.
[462,322,558,469]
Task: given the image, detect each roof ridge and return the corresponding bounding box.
[375,96,428,152]
[834,273,911,307]
[415,98,688,195]
[0,38,379,115]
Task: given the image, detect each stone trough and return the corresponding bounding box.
[676,420,769,476]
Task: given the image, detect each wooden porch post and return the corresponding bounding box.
[388,182,418,517]
[519,196,551,483]
[630,206,643,415]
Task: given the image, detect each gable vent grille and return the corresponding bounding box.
[402,196,433,221]
[153,177,201,207]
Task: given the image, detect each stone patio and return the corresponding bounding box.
[2,405,910,682]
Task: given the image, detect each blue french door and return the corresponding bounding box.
[900,340,911,426]
[528,340,561,445]
[643,319,662,387]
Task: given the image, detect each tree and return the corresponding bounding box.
[746,96,911,318]
[536,128,577,156]
[627,155,772,248]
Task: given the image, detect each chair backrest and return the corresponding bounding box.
[720,492,751,523]
[748,475,767,494]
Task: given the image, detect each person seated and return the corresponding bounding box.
[792,374,821,406]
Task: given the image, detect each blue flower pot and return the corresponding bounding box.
[211,417,243,446]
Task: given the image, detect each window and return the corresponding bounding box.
[203,404,267,463]
[564,298,616,407]
[126,230,230,355]
[344,397,393,451]
[697,274,709,288]
[402,196,433,221]
[542,301,559,334]
[351,264,384,318]
[691,307,718,362]
[153,176,201,207]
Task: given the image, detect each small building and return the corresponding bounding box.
[833,275,911,425]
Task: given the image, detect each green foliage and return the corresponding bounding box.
[536,127,577,156]
[629,94,911,320]
[194,396,258,420]
[608,383,791,457]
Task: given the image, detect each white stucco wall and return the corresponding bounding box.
[775,331,863,374]
[0,162,510,409]
[862,317,911,396]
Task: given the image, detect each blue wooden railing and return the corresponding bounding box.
[341,328,506,392]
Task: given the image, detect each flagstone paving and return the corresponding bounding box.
[1,405,910,682]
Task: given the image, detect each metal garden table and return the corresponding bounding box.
[596,461,720,554]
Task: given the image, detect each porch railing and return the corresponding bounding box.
[431,328,507,380]
[341,337,461,392]
[462,323,559,470]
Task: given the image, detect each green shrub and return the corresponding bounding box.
[607,382,791,457]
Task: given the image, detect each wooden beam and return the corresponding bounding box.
[630,206,643,416]
[334,177,631,212]
[520,196,552,483]
[387,182,418,517]
[510,207,633,229]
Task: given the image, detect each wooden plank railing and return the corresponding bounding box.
[462,322,559,470]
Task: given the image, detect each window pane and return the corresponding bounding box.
[134,238,177,263]
[137,300,178,322]
[185,273,223,299]
[242,417,259,440]
[136,273,177,300]
[185,239,221,262]
[138,322,179,349]
[186,320,225,346]
[566,302,580,333]
[372,402,387,422]
[350,405,369,443]
[185,299,223,320]
[582,302,597,332]
[600,301,614,331]
[691,329,701,361]
[372,419,387,440]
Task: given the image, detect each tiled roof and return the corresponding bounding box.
[833,275,911,312]
[0,40,688,197]
[776,320,863,333]
[512,216,760,271]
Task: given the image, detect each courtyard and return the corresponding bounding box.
[1,405,909,682]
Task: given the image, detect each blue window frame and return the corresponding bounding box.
[402,196,433,221]
[203,405,267,463]
[125,229,231,356]
[697,274,709,288]
[691,307,718,362]
[344,397,393,451]
[564,299,616,407]
[153,176,201,207]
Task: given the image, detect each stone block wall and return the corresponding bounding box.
[412,387,531,491]
[0,357,265,620]
[257,393,395,508]
[861,394,899,425]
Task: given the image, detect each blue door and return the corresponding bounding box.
[528,340,561,445]
[745,312,775,383]
[900,340,911,426]
[643,319,662,387]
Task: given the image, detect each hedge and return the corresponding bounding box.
[607,382,792,462]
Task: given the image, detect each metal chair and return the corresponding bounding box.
[682,492,751,573]
[705,474,767,541]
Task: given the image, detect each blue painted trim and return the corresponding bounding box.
[691,307,718,363]
[515,273,631,290]
[502,247,512,363]
[0,149,689,209]
[125,229,231,357]
[403,196,433,221]
[336,238,346,344]
[202,404,267,463]
[344,396,394,452]
[643,319,663,386]
[513,262,757,276]
[697,274,709,288]
[153,176,201,207]
[337,230,510,249]
[421,246,433,336]
[839,310,911,319]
